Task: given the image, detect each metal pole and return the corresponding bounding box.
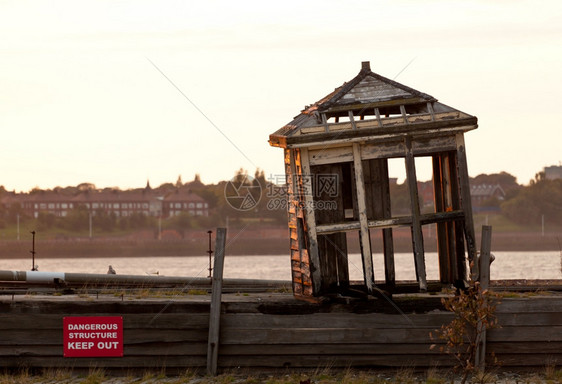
[158,213,162,240]
[30,231,37,271]
[16,214,20,241]
[207,230,213,278]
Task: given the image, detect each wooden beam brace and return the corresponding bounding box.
[455,133,478,280]
[404,136,427,291]
[352,143,375,294]
[400,105,409,125]
[315,210,465,235]
[348,111,357,130]
[427,102,436,121]
[374,108,382,127]
[321,113,329,133]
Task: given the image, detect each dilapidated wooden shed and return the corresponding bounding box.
[269,61,478,299]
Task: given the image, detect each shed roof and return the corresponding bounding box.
[316,61,436,113]
[269,61,477,148]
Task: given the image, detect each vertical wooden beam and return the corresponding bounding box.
[299,147,323,295]
[475,225,492,372]
[479,225,492,289]
[352,143,375,294]
[400,105,409,125]
[447,153,467,287]
[379,160,395,291]
[364,158,395,290]
[321,113,329,133]
[404,136,427,291]
[348,111,357,130]
[455,133,478,280]
[207,227,227,376]
[374,108,382,127]
[427,102,436,121]
[432,154,451,283]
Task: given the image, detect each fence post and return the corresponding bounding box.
[206,227,227,376]
[475,225,492,372]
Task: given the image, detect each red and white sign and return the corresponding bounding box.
[63,316,123,357]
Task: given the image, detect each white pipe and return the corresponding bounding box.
[0,270,289,287]
[26,271,66,283]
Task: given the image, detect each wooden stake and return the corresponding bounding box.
[475,225,492,372]
[207,227,227,376]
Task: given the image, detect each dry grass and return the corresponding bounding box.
[0,367,560,383]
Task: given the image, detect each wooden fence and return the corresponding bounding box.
[0,292,560,373]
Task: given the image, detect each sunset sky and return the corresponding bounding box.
[1,0,561,192]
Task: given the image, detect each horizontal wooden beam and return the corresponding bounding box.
[286,124,477,149]
[298,112,471,136]
[316,211,464,235]
[318,97,433,114]
[307,135,458,166]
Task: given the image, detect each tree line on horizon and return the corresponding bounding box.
[0,168,560,238]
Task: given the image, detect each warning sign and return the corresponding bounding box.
[63,316,123,357]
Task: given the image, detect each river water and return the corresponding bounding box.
[1,251,560,281]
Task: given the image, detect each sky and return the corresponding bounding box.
[0,0,561,193]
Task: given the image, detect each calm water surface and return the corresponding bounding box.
[1,252,560,281]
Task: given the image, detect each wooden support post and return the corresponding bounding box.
[379,160,395,291]
[475,225,492,372]
[207,227,227,376]
[348,111,357,130]
[299,148,323,295]
[456,133,478,280]
[447,153,468,287]
[321,113,329,133]
[352,143,375,294]
[400,105,409,125]
[374,108,382,127]
[404,137,427,291]
[432,154,450,283]
[427,102,436,121]
[479,226,492,289]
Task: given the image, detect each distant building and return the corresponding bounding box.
[163,189,209,217]
[72,188,161,218]
[470,183,506,205]
[0,186,209,218]
[544,165,562,180]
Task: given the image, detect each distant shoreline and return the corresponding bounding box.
[0,230,560,259]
